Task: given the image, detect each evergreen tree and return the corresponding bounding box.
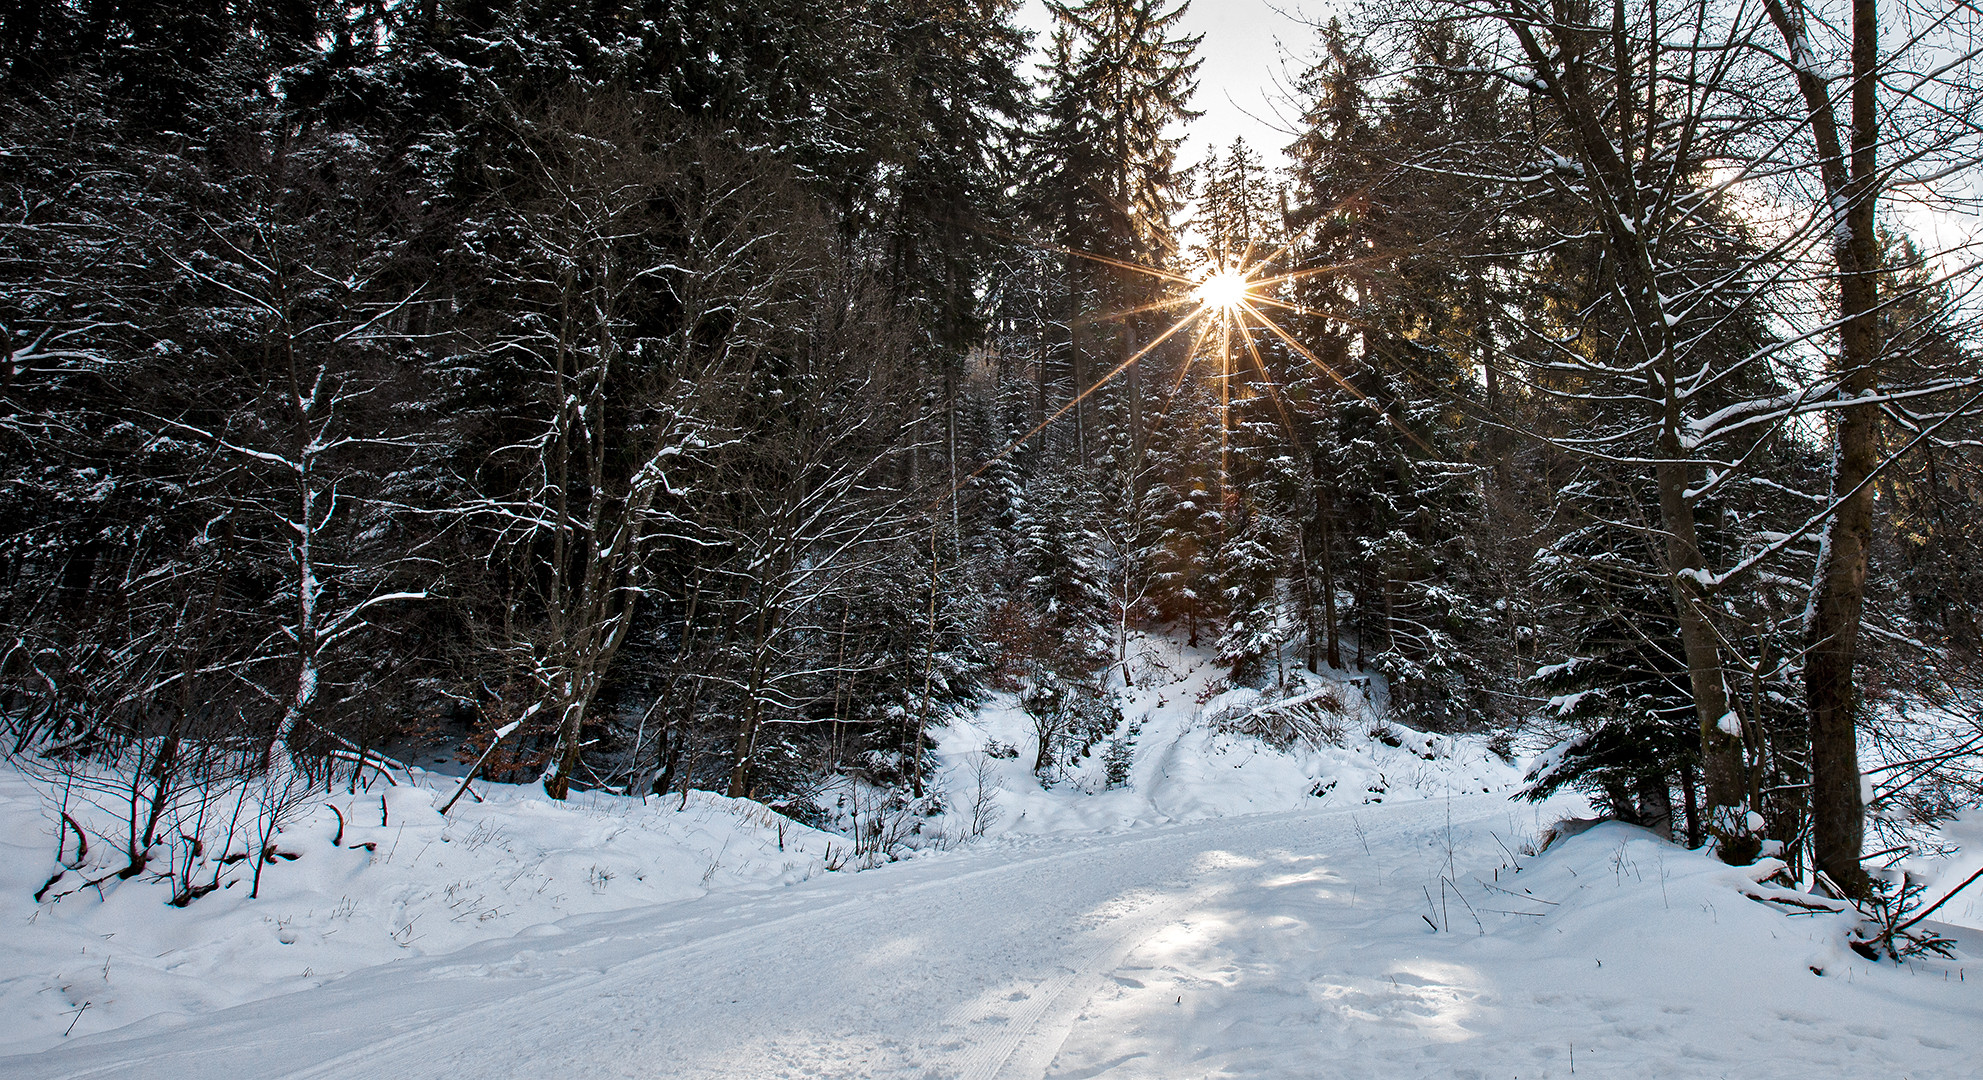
[1280,18,1521,725]
[1028,0,1200,466]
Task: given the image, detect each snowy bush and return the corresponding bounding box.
[1207,682,1353,750]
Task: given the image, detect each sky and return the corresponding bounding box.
[1015,0,1324,172]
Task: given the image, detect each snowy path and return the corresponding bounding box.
[5,794,1974,1080]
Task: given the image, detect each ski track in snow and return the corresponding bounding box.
[6,793,1976,1080]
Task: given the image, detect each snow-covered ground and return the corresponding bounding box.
[6,795,1978,1079]
[2,633,1979,1076]
[0,775,842,1055]
[927,633,1520,837]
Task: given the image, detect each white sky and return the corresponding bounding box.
[1015,0,1324,172]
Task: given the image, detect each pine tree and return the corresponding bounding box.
[1279,18,1520,723]
[1028,0,1200,467]
[1195,137,1281,268]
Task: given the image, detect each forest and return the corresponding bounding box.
[3,0,1980,909]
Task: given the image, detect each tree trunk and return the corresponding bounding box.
[544,695,584,801]
[1071,315,1087,465]
[1034,345,1048,460]
[1766,0,1881,899]
[1320,491,1340,670]
[1680,760,1702,849]
[1806,286,1881,844]
[1508,8,1756,857]
[1126,318,1144,472]
[728,716,757,799]
[1636,775,1675,840]
[914,522,938,799]
[1654,458,1752,858]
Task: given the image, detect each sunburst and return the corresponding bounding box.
[1193,267,1257,312]
[955,236,1417,499]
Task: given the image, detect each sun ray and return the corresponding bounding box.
[1237,299,1435,456]
[1216,307,1234,493]
[1239,292,1386,336]
[1234,299,1362,400]
[946,232,1417,505]
[1072,293,1199,328]
[1165,310,1220,405]
[1230,310,1302,446]
[1240,291,1344,321]
[1057,246,1199,287]
[1246,260,1362,291]
[958,300,1211,491]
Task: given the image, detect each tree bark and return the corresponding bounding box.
[1655,459,1751,851]
[1320,488,1340,669]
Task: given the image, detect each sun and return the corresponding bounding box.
[1194,267,1255,311]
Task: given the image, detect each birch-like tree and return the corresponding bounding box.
[145,127,434,787]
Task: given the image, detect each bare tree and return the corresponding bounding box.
[152,133,433,788]
[466,98,842,798]
[707,439,916,799]
[1346,0,1983,863]
[1753,0,1983,897]
[694,255,925,799]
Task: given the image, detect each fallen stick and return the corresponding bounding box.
[1741,888,1846,914]
[441,721,522,816]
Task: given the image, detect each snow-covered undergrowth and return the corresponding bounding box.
[0,771,839,1054]
[928,632,1523,838]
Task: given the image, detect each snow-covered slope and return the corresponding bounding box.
[0,776,839,1054]
[930,632,1521,836]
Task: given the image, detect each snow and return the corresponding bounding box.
[1547,689,1591,716]
[1532,656,1590,681]
[0,775,841,1056]
[1913,808,1983,933]
[7,796,1978,1079]
[2,632,1978,1078]
[927,635,1518,835]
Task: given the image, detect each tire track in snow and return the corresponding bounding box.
[911,883,1212,1080]
[906,800,1458,1080]
[12,814,1233,1080]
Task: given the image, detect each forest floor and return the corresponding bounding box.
[2,635,1979,1077]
